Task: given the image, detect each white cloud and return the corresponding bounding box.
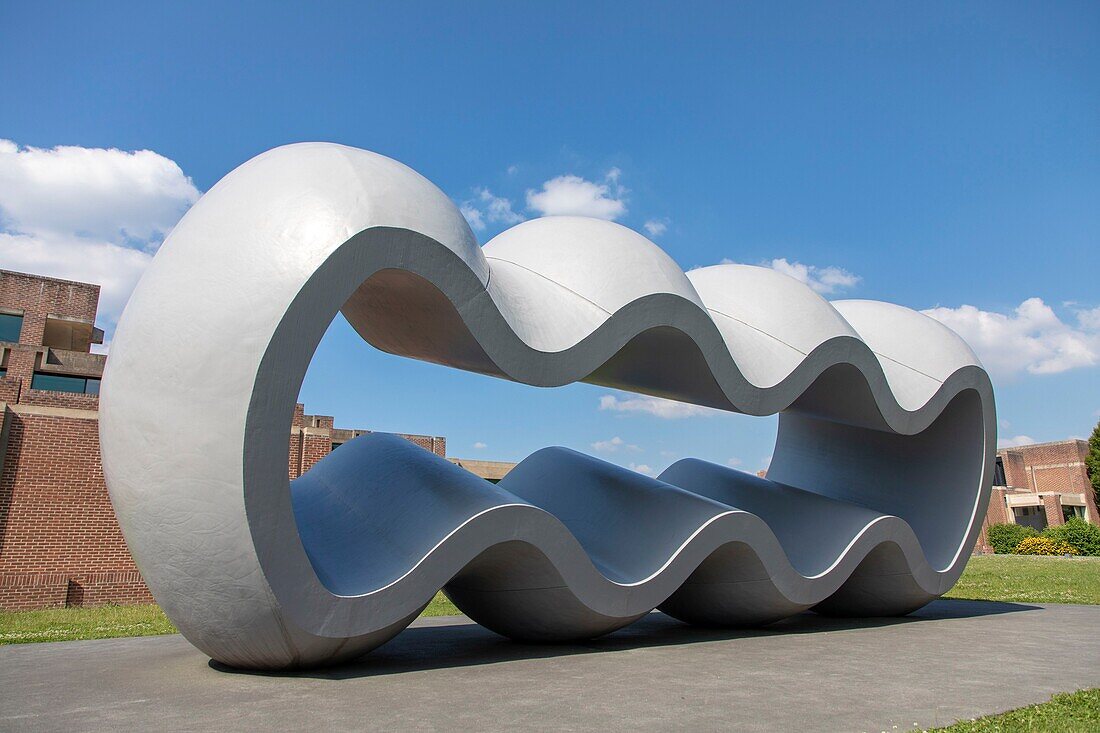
[998,435,1036,449]
[473,441,487,450]
[0,139,200,333]
[599,393,715,419]
[705,257,860,295]
[0,139,198,244]
[0,231,152,328]
[765,258,860,295]
[460,204,485,231]
[1076,306,1100,332]
[628,462,654,476]
[643,218,669,238]
[526,169,627,220]
[922,298,1100,379]
[460,187,523,232]
[727,457,743,467]
[479,188,523,225]
[590,436,640,453]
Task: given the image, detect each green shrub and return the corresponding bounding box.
[987,523,1037,554]
[1043,517,1100,556]
[1016,536,1078,556]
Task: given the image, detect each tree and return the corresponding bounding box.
[1089,418,1100,497]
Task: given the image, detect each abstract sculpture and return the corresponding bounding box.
[99,143,996,670]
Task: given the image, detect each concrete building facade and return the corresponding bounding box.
[0,269,512,611]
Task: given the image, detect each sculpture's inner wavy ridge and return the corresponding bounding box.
[264,226,993,657]
[100,143,995,670]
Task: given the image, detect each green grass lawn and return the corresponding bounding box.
[928,688,1100,732]
[0,603,177,644]
[2,554,1096,645]
[945,554,1100,605]
[0,591,462,645]
[423,590,461,617]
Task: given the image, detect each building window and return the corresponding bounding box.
[993,457,1006,487]
[0,313,23,343]
[30,372,100,395]
[1063,505,1086,523]
[1013,505,1047,531]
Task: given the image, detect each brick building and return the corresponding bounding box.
[289,402,448,479]
[974,439,1097,553]
[0,269,513,611]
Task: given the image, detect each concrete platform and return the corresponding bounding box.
[2,600,1098,732]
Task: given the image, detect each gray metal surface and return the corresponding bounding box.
[98,143,996,669]
[4,602,1098,733]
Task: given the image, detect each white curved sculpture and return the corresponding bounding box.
[99,143,996,670]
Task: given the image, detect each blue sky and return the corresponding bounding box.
[1,2,1097,472]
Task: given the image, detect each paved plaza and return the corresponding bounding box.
[2,600,1099,732]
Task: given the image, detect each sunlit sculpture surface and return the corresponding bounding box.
[99,144,996,670]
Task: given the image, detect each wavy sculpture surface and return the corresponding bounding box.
[99,143,996,670]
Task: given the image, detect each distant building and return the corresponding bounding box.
[0,269,513,610]
[974,439,1097,553]
[290,403,516,482]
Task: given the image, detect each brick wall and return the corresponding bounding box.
[301,433,331,476]
[1000,440,1091,494]
[288,433,303,480]
[289,403,447,479]
[0,271,99,351]
[1042,494,1066,529]
[0,407,146,610]
[973,486,1011,554]
[986,487,1009,525]
[0,271,99,323]
[1001,451,1028,489]
[0,573,69,611]
[404,434,447,457]
[0,376,19,405]
[18,390,100,411]
[1,347,37,388]
[1,271,101,393]
[289,430,333,479]
[2,399,452,610]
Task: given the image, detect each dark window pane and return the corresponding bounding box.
[85,378,101,395]
[31,373,87,394]
[0,313,23,342]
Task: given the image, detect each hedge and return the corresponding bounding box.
[1015,536,1078,556]
[985,517,1100,556]
[987,523,1037,554]
[1044,517,1100,556]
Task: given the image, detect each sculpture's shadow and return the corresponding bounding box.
[210,598,1037,680]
